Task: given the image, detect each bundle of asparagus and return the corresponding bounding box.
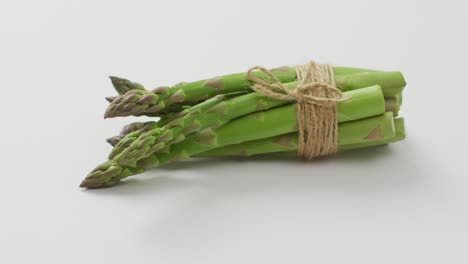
[80,63,406,188]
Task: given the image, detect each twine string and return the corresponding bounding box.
[246,61,351,159]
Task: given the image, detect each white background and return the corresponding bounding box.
[1,0,467,263]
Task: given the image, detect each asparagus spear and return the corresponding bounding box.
[106,93,400,147]
[107,122,157,147]
[141,111,395,168]
[335,71,405,96]
[109,67,378,95]
[107,119,180,147]
[104,67,405,118]
[104,89,189,118]
[341,117,405,150]
[109,92,246,158]
[107,122,160,148]
[109,70,403,162]
[81,112,395,188]
[105,104,196,148]
[196,117,404,157]
[332,67,380,75]
[109,76,145,95]
[104,67,296,118]
[80,88,387,188]
[107,98,400,147]
[114,84,385,166]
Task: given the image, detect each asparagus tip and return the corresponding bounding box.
[79,179,112,189]
[109,76,121,87]
[104,105,129,118]
[106,136,122,147]
[80,161,121,188]
[105,96,116,103]
[109,75,125,84]
[104,111,112,119]
[109,76,145,95]
[79,180,90,188]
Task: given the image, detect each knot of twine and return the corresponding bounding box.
[246,61,351,159]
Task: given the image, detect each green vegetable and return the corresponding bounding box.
[110,67,404,162]
[80,87,387,188]
[106,122,159,148]
[114,85,385,166]
[81,63,407,190]
[104,67,405,118]
[109,92,245,158]
[196,117,404,157]
[106,96,400,147]
[109,76,145,95]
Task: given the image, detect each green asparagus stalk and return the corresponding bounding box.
[109,92,246,158]
[105,97,401,148]
[109,70,403,162]
[80,88,388,188]
[105,94,399,147]
[105,105,197,148]
[107,118,177,147]
[104,89,188,118]
[114,84,385,166]
[107,97,400,147]
[334,71,405,96]
[109,76,145,95]
[107,100,401,148]
[81,112,395,188]
[104,67,405,118]
[332,67,380,75]
[104,67,296,118]
[107,121,159,147]
[140,111,395,168]
[107,122,151,147]
[196,117,404,157]
[341,117,405,150]
[107,77,195,116]
[109,67,378,95]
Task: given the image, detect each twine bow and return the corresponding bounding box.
[246,61,351,159]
